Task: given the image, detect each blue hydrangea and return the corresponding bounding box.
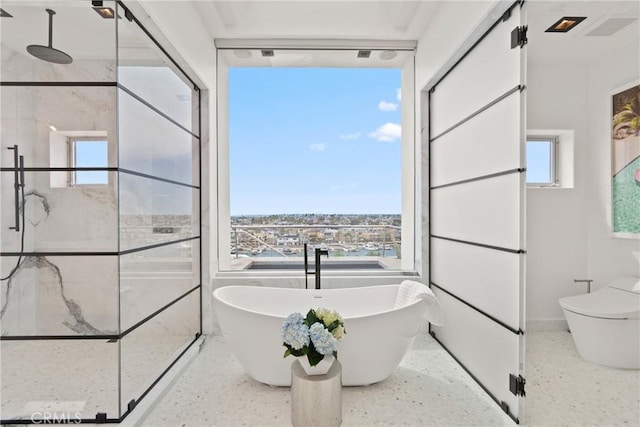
[309,322,338,355]
[281,312,310,350]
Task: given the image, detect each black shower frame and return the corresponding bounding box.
[0,0,203,423]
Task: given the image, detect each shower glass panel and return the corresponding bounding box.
[120,240,200,331]
[120,292,199,411]
[0,339,119,421]
[0,255,118,336]
[119,172,198,251]
[116,0,202,422]
[0,171,118,253]
[117,14,199,134]
[118,88,198,185]
[0,86,117,169]
[1,0,201,423]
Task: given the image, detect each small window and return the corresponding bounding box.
[526,136,558,186]
[68,138,108,186]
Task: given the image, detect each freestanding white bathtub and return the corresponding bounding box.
[213,284,434,386]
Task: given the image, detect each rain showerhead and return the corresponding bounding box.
[26,9,72,64]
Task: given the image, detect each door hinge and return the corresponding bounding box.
[511,25,528,49]
[500,401,509,414]
[509,374,526,396]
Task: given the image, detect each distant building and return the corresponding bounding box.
[276,234,299,246]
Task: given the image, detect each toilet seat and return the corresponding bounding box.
[559,286,640,319]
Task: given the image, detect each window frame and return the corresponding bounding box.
[215,46,418,276]
[526,135,559,187]
[67,136,109,187]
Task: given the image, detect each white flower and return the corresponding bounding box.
[315,308,343,328]
[331,325,344,340]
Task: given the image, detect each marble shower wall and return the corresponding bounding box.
[1,43,118,337]
[0,255,118,335]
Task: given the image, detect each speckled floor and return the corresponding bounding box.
[2,331,637,426]
[141,333,515,427]
[141,331,640,427]
[0,336,193,421]
[524,331,640,427]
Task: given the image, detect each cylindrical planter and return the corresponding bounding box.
[291,359,342,427]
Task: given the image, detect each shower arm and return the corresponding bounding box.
[46,9,55,48]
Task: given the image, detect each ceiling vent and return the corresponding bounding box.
[357,50,371,58]
[585,17,637,36]
[261,49,274,57]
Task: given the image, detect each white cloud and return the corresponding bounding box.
[339,132,361,140]
[368,122,401,142]
[309,143,327,152]
[378,101,398,112]
[396,88,401,101]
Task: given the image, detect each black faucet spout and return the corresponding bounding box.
[315,248,329,289]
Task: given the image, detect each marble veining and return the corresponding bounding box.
[1,256,115,336]
[21,190,50,227]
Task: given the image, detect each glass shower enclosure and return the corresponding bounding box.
[0,1,201,423]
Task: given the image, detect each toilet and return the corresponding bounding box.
[559,276,640,369]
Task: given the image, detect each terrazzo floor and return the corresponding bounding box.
[141,331,640,427]
[0,336,194,421]
[524,331,639,426]
[141,333,514,427]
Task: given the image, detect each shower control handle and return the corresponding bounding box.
[7,145,20,232]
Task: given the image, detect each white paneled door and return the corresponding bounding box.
[425,0,527,423]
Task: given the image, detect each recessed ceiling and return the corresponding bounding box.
[585,17,638,36]
[194,0,638,66]
[527,0,639,64]
[193,0,439,40]
[1,1,637,68]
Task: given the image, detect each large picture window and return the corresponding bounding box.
[217,47,416,273]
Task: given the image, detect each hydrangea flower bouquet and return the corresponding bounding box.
[281,308,346,367]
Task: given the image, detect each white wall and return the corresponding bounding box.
[526,63,589,329]
[415,0,497,282]
[585,49,640,284]
[526,46,640,329]
[415,1,496,91]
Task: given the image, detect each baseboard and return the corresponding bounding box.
[526,319,569,332]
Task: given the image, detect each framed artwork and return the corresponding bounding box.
[611,81,640,237]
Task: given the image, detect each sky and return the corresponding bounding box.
[73,66,551,213]
[229,67,403,216]
[526,140,553,184]
[75,140,109,185]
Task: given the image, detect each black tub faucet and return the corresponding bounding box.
[315,248,329,289]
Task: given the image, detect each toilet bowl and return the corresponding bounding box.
[559,276,640,369]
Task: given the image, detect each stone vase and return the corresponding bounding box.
[298,354,335,376]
